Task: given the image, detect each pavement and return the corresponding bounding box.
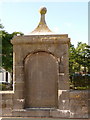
[0,117,89,120]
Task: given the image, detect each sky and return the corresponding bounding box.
[0,1,88,47]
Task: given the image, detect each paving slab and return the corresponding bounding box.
[0,117,89,120]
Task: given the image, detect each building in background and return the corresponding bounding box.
[0,67,11,83]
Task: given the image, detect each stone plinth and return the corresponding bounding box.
[11,35,70,118]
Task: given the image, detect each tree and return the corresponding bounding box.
[85,45,90,73]
[69,42,90,74]
[69,42,90,89]
[1,31,23,72]
[0,22,3,67]
[0,24,4,29]
[75,42,90,73]
[0,20,4,29]
[69,43,76,75]
[0,22,24,73]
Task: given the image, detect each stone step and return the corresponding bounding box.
[12,109,71,118]
[12,109,50,117]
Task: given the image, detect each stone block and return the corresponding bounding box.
[59,91,70,100]
[13,99,25,109]
[58,76,69,90]
[88,100,90,117]
[72,113,88,118]
[6,99,13,108]
[88,91,90,99]
[14,77,24,84]
[58,100,70,110]
[70,99,82,114]
[50,109,70,118]
[14,52,23,66]
[70,90,88,100]
[1,100,6,108]
[15,82,24,91]
[2,93,13,100]
[0,101,2,108]
[15,66,24,75]
[0,108,2,117]
[0,94,2,100]
[2,108,12,117]
[14,90,24,99]
[15,74,24,83]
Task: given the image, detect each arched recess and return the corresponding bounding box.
[24,51,59,108]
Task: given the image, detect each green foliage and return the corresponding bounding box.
[69,44,76,74]
[69,42,90,74]
[0,24,2,67]
[0,20,4,29]
[69,42,90,90]
[75,42,90,73]
[0,23,24,90]
[72,74,89,87]
[0,83,12,91]
[1,30,23,72]
[2,31,13,72]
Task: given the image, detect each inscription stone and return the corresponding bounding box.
[24,52,58,108]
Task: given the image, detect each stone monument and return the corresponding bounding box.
[11,7,70,118]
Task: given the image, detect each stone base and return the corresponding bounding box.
[12,108,71,118]
[1,117,56,120]
[12,108,51,117]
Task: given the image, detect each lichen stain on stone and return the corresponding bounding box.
[75,95,80,98]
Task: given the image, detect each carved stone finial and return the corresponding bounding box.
[39,7,47,14]
[30,7,52,34]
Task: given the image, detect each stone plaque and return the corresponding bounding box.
[24,52,58,108]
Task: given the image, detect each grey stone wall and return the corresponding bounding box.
[0,91,14,117]
[0,90,89,118]
[70,90,89,118]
